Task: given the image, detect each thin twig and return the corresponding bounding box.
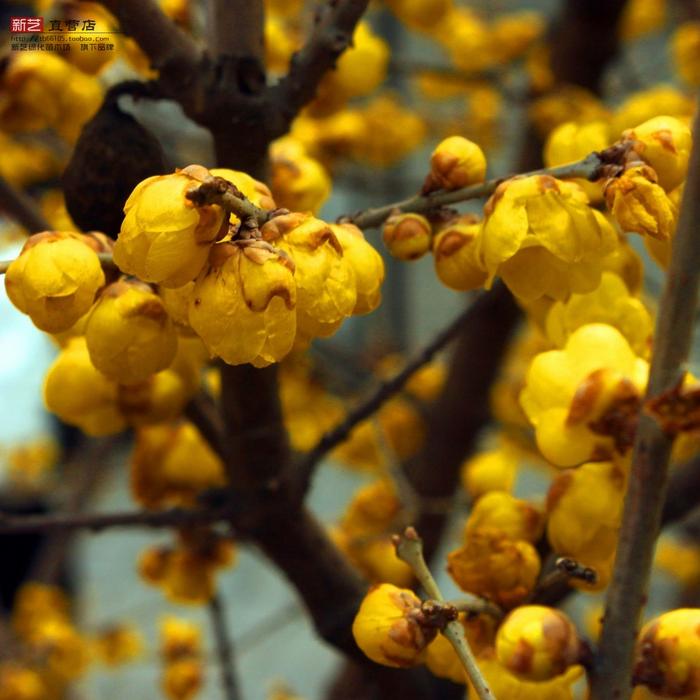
[344,149,626,230]
[444,597,503,621]
[0,177,50,233]
[0,504,236,536]
[589,106,700,699]
[185,176,271,228]
[208,593,241,700]
[295,293,484,495]
[394,527,495,700]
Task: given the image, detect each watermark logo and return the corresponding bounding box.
[10,17,44,33]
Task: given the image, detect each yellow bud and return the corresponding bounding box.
[611,86,694,136]
[159,282,196,333]
[496,605,581,682]
[5,231,105,333]
[546,461,626,588]
[432,216,488,291]
[0,665,46,700]
[261,213,355,340]
[43,338,125,436]
[189,242,296,367]
[623,116,692,191]
[85,280,178,384]
[163,659,203,700]
[673,22,700,87]
[330,223,385,314]
[465,492,544,544]
[270,146,331,214]
[460,445,518,499]
[114,166,227,288]
[634,609,700,697]
[352,583,436,668]
[341,480,401,540]
[605,165,677,240]
[447,529,540,609]
[385,0,452,31]
[382,213,432,261]
[424,136,487,193]
[94,624,143,667]
[159,616,202,660]
[131,421,226,508]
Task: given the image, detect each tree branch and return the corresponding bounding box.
[208,593,241,700]
[267,0,371,136]
[589,105,700,700]
[0,177,50,233]
[98,0,200,78]
[295,292,489,496]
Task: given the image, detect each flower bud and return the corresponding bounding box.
[605,165,677,241]
[634,609,700,697]
[352,584,436,668]
[672,22,700,88]
[43,338,125,436]
[270,144,331,214]
[447,529,540,609]
[622,116,692,192]
[189,241,296,366]
[85,280,178,384]
[460,445,518,499]
[465,492,544,544]
[496,605,581,682]
[5,231,105,333]
[163,659,203,700]
[382,213,432,261]
[424,136,487,193]
[330,223,385,314]
[432,216,488,291]
[261,213,355,340]
[113,166,227,288]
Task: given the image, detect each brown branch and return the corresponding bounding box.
[295,292,493,496]
[208,593,241,700]
[589,105,700,700]
[267,0,371,136]
[345,150,624,230]
[0,177,50,233]
[0,504,235,536]
[98,0,200,78]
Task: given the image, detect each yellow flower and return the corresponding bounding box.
[160,616,203,700]
[189,241,296,366]
[656,538,700,589]
[644,182,683,268]
[423,136,487,193]
[352,583,435,668]
[545,271,653,357]
[159,282,195,333]
[330,223,385,314]
[54,65,103,144]
[384,0,452,31]
[433,8,493,74]
[468,652,585,700]
[93,624,143,667]
[490,12,543,63]
[12,582,71,641]
[28,618,91,682]
[432,216,488,291]
[316,22,389,104]
[43,338,126,436]
[447,529,540,608]
[5,231,106,333]
[611,85,694,136]
[673,22,700,87]
[520,323,649,467]
[349,95,426,167]
[465,492,544,544]
[265,15,300,74]
[382,213,432,261]
[114,165,227,288]
[270,140,331,214]
[634,609,700,696]
[543,121,612,201]
[460,444,518,499]
[620,0,666,41]
[85,280,178,384]
[496,605,581,681]
[0,52,72,132]
[261,213,355,341]
[605,165,677,240]
[160,616,202,661]
[480,175,617,301]
[58,2,118,74]
[546,461,627,589]
[528,86,609,138]
[425,615,496,683]
[0,665,46,700]
[622,116,692,191]
[130,421,226,508]
[163,659,203,700]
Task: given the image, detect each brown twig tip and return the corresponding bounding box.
[555,557,598,584]
[185,176,269,228]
